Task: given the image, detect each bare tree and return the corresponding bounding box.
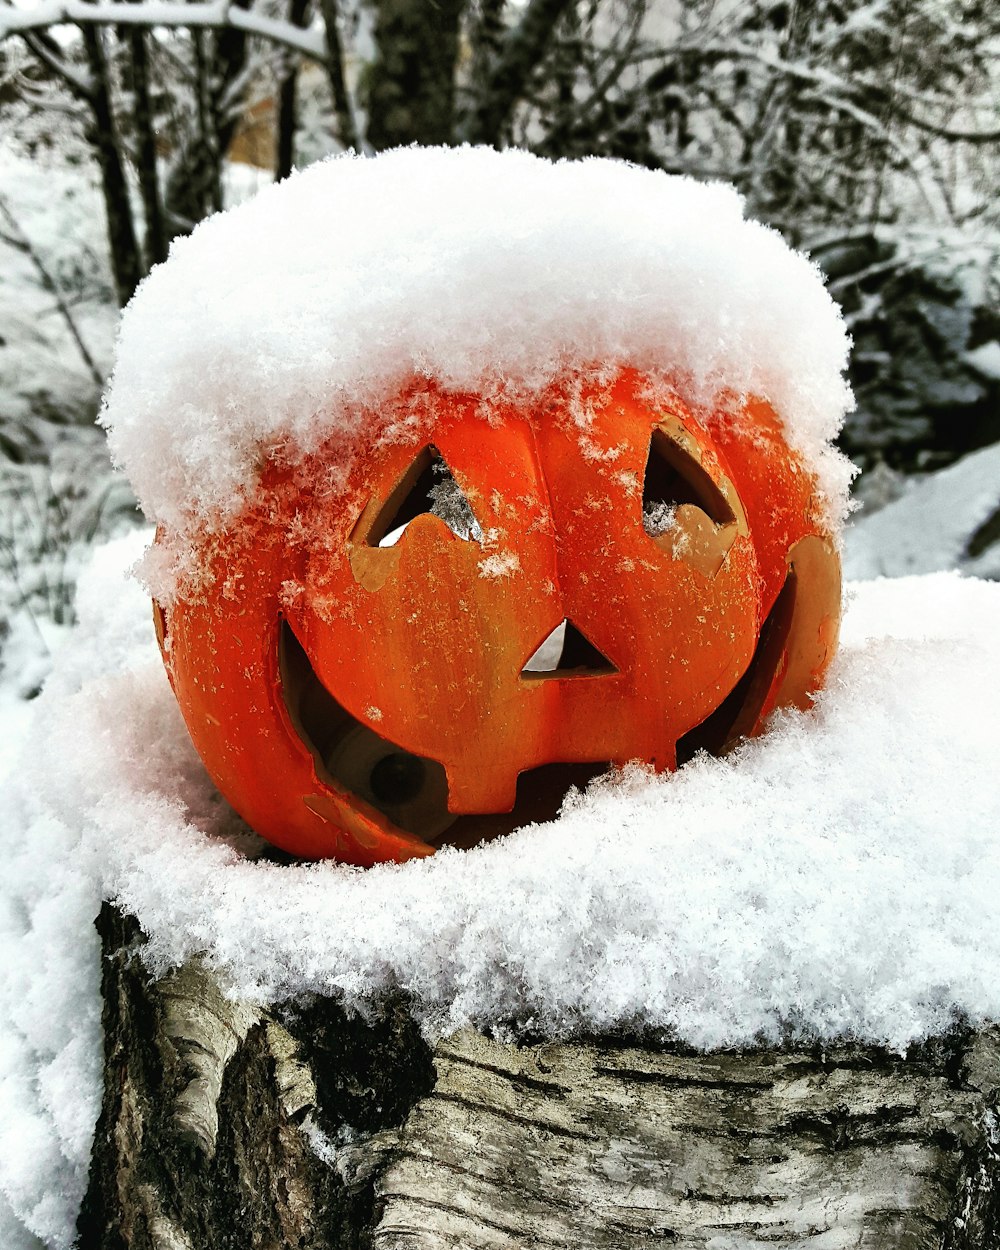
[1,0,342,304]
[4,0,995,305]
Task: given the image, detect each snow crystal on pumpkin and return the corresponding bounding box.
[478,551,521,579]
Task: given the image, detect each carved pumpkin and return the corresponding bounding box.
[154,368,840,866]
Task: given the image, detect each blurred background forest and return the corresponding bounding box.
[0,0,997,709]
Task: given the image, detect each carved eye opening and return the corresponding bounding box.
[365,445,483,547]
[642,427,735,537]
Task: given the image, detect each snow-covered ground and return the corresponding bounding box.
[845,441,1000,581]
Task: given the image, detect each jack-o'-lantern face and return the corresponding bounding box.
[155,369,840,865]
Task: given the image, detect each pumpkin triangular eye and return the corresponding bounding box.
[521,619,617,679]
[642,427,734,536]
[368,446,483,547]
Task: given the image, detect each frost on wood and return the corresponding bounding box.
[81,903,1000,1249]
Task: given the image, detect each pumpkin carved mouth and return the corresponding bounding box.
[278,618,611,849]
[676,566,797,764]
[279,619,454,841]
[277,555,804,853]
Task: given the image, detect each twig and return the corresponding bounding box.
[0,0,327,60]
[0,194,105,388]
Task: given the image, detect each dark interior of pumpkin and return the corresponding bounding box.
[360,445,483,548]
[278,620,607,849]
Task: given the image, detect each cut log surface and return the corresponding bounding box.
[80,904,1000,1250]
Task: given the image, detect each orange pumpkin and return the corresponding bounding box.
[154,369,840,865]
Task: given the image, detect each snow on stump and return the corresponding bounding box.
[6,151,1000,1250]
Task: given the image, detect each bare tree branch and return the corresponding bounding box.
[20,27,94,96]
[0,194,105,387]
[0,0,327,60]
[703,38,1000,145]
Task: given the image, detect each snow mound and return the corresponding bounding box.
[846,442,1000,581]
[3,535,1000,1246]
[100,146,854,569]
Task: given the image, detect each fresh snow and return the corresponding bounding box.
[845,441,1000,581]
[2,531,1000,1246]
[100,145,855,594]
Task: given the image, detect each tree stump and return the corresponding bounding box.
[79,904,1000,1249]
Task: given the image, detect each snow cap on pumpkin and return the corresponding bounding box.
[101,145,855,572]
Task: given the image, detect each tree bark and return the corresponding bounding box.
[315,0,359,151]
[126,25,167,269]
[276,0,311,180]
[79,26,145,306]
[460,0,575,146]
[366,0,465,150]
[80,903,1000,1248]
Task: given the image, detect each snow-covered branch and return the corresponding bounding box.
[0,193,105,387]
[704,38,1000,145]
[20,28,93,95]
[0,0,327,60]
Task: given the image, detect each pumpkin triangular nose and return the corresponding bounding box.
[520,619,617,678]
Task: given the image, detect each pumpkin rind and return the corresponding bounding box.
[156,370,841,865]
